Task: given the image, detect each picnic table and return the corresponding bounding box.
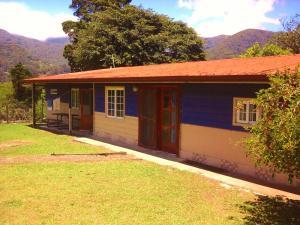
[47,112,80,129]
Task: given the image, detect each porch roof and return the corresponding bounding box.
[24,54,300,84]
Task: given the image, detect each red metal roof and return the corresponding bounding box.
[24,54,300,84]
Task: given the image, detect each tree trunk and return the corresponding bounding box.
[6,104,9,124]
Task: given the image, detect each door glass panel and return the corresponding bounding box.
[162,128,170,144]
[170,128,176,144]
[161,88,178,152]
[163,95,169,109]
[171,91,176,108]
[171,110,176,126]
[162,110,170,126]
[161,89,178,151]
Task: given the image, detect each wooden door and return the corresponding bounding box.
[80,88,93,130]
[138,87,158,149]
[159,87,179,154]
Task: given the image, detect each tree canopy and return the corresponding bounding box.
[240,42,292,58]
[272,14,300,54]
[9,63,33,103]
[63,0,205,72]
[245,68,300,183]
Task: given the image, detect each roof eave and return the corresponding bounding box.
[23,74,268,84]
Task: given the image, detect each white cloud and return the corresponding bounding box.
[0,2,77,40]
[178,0,280,37]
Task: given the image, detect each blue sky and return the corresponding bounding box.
[0,0,299,40]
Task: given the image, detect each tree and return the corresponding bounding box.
[240,42,292,58]
[70,0,132,20]
[272,14,300,54]
[36,89,46,122]
[63,0,205,72]
[9,63,33,103]
[245,68,300,183]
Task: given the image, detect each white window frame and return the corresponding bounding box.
[71,88,80,109]
[233,97,260,126]
[105,86,125,119]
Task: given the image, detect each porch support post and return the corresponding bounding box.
[92,83,95,134]
[68,86,72,134]
[32,83,36,127]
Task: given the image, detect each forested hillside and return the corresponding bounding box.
[204,29,274,59]
[0,28,276,82]
[0,29,70,82]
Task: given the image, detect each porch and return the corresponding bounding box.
[31,83,94,133]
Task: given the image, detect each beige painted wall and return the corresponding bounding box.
[93,112,138,146]
[180,123,300,187]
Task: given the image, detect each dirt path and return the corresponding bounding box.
[0,140,33,150]
[0,154,139,164]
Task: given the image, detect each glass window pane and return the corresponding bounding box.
[249,104,257,122]
[239,103,247,121]
[106,88,124,117]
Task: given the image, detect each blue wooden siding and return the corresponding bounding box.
[46,83,268,132]
[94,84,138,117]
[181,83,269,131]
[126,84,138,116]
[94,84,104,112]
[45,85,70,108]
[45,84,92,108]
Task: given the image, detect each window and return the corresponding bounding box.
[233,98,260,126]
[52,97,60,111]
[50,89,57,95]
[71,88,80,108]
[105,86,125,118]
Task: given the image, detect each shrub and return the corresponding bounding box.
[245,68,300,183]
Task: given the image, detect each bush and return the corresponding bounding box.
[245,68,300,183]
[0,99,32,122]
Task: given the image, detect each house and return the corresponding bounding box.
[24,54,300,187]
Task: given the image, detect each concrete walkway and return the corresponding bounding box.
[74,137,300,200]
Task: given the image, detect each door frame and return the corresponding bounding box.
[79,88,93,131]
[158,86,180,154]
[138,85,181,155]
[137,85,159,150]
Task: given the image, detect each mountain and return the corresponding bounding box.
[0,29,70,82]
[204,35,228,49]
[0,28,275,82]
[45,37,69,45]
[204,29,274,60]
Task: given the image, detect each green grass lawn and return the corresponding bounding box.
[0,162,253,225]
[1,124,299,225]
[0,124,106,156]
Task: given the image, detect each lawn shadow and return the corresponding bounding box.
[240,195,300,225]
